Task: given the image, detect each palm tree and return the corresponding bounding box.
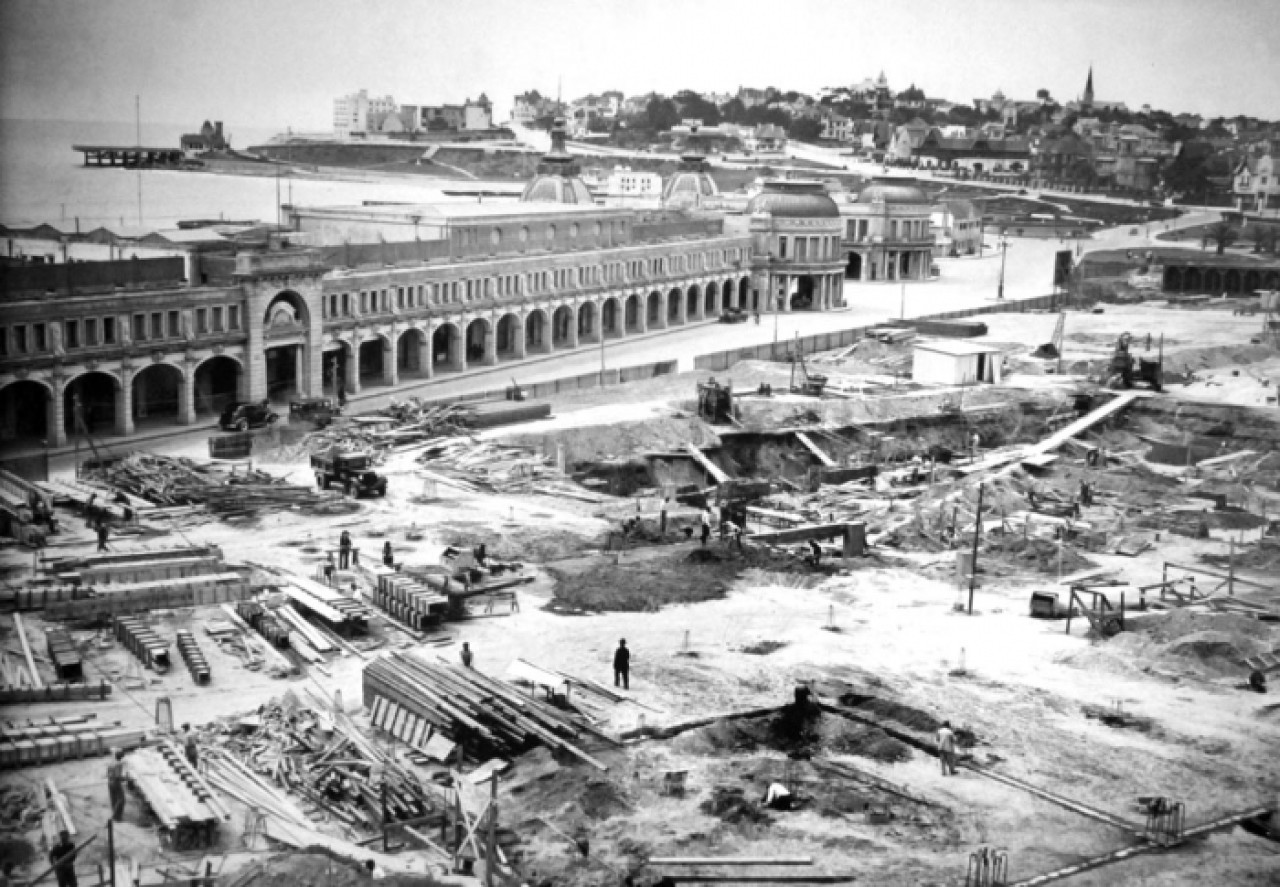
[1253,225,1278,255]
[1204,219,1239,255]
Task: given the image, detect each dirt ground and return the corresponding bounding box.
[3,302,1279,886]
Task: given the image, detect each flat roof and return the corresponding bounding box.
[292,201,630,223]
[913,339,1002,357]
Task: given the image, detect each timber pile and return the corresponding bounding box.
[201,692,438,833]
[126,742,229,835]
[0,714,145,769]
[114,615,172,672]
[281,402,480,459]
[417,439,600,501]
[363,652,610,769]
[84,453,359,520]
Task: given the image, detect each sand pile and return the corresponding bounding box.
[505,414,720,465]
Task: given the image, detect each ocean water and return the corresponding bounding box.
[0,118,464,230]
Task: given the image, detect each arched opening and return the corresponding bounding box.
[1264,271,1280,289]
[602,298,621,338]
[790,275,817,310]
[551,305,575,349]
[667,288,682,324]
[265,345,303,401]
[0,380,52,446]
[496,314,522,360]
[131,363,183,427]
[465,318,490,368]
[739,278,751,310]
[647,291,663,326]
[321,344,348,395]
[525,311,548,354]
[433,323,463,373]
[195,356,241,416]
[397,328,428,378]
[1224,269,1241,294]
[358,338,386,388]
[686,285,700,319]
[577,302,597,343]
[1163,267,1182,292]
[64,372,118,436]
[1185,267,1202,292]
[624,295,641,334]
[1204,268,1222,293]
[263,291,309,330]
[845,252,863,280]
[705,282,719,314]
[1244,270,1261,292]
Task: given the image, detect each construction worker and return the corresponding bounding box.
[96,520,109,553]
[182,724,199,768]
[106,748,126,820]
[700,508,712,546]
[460,642,473,669]
[613,639,631,690]
[338,531,352,569]
[323,553,335,586]
[807,539,822,567]
[659,498,669,535]
[936,721,958,776]
[49,829,78,887]
[382,541,395,569]
[731,521,745,551]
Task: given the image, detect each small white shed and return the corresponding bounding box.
[912,340,1003,386]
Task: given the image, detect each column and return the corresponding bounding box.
[382,337,398,387]
[566,310,578,349]
[346,340,361,394]
[513,317,527,359]
[677,288,688,325]
[636,295,647,334]
[49,379,67,448]
[116,370,134,436]
[484,320,498,365]
[418,327,434,380]
[178,366,194,425]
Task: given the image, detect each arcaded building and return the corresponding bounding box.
[837,178,937,282]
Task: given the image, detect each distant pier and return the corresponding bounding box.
[73,144,184,167]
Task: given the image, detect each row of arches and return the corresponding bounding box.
[1163,265,1280,295]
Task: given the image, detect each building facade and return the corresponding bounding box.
[333,90,398,139]
[837,179,937,282]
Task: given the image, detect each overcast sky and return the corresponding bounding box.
[2,0,1277,130]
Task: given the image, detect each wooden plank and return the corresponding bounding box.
[683,443,730,484]
[13,614,44,690]
[794,432,836,467]
[652,857,814,866]
[748,522,852,545]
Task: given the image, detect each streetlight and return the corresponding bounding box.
[996,231,1009,300]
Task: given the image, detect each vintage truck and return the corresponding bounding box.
[310,451,388,498]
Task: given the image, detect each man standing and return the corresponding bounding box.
[807,538,822,567]
[338,531,352,570]
[613,639,631,690]
[49,829,78,887]
[659,498,669,536]
[699,508,712,547]
[936,720,958,776]
[106,748,127,821]
[460,642,473,669]
[96,520,109,553]
[182,725,199,769]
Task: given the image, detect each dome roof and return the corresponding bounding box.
[662,153,719,208]
[521,117,594,205]
[856,177,930,205]
[746,180,839,218]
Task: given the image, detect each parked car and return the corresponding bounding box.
[218,400,278,432]
[289,396,343,429]
[311,451,388,498]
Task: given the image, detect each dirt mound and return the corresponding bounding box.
[699,786,774,825]
[545,550,735,613]
[1161,631,1252,676]
[246,852,449,886]
[983,534,1096,575]
[504,414,721,466]
[742,640,788,656]
[690,702,912,763]
[578,779,631,820]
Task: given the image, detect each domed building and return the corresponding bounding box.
[521,118,594,205]
[745,180,847,312]
[661,153,719,210]
[837,177,936,282]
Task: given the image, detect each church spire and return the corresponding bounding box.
[1083,66,1094,108]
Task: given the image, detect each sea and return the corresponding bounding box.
[0,118,466,230]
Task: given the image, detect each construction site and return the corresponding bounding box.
[2,292,1280,887]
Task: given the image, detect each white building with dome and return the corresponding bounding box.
[836,178,937,282]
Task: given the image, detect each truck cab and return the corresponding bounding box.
[310,451,388,498]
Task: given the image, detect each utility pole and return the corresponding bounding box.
[135,95,144,225]
[968,482,984,615]
[485,773,499,887]
[996,235,1008,300]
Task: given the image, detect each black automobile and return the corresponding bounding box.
[218,400,279,432]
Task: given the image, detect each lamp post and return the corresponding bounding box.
[996,232,1009,300]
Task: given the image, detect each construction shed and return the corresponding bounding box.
[912,340,1004,386]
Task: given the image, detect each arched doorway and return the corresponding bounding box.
[667,288,682,324]
[1244,270,1261,292]
[1184,267,1202,292]
[845,252,863,280]
[64,372,118,436]
[602,298,621,338]
[686,285,700,319]
[131,363,183,427]
[790,275,816,310]
[577,302,597,342]
[647,291,663,327]
[397,328,428,378]
[705,282,719,314]
[624,295,641,334]
[194,356,241,416]
[433,323,463,372]
[1265,270,1280,289]
[358,339,385,387]
[263,291,310,402]
[496,314,522,360]
[1224,269,1241,294]
[1205,268,1222,293]
[465,318,490,368]
[739,278,751,310]
[1163,267,1182,292]
[525,311,548,354]
[0,380,52,446]
[551,306,574,349]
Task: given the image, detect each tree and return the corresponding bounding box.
[1204,219,1239,255]
[1252,224,1277,255]
[788,118,822,142]
[720,98,746,123]
[1036,88,1051,101]
[644,97,680,132]
[673,90,721,125]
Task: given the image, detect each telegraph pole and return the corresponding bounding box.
[968,482,984,615]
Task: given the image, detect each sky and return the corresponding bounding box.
[2,0,1278,132]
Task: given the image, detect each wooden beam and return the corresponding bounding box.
[651,857,813,866]
[13,613,44,690]
[1163,561,1274,590]
[794,432,836,467]
[683,443,730,485]
[748,523,851,545]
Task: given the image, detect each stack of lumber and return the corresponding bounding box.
[282,576,372,635]
[0,468,51,509]
[114,615,172,672]
[0,614,107,703]
[44,629,82,682]
[45,572,253,620]
[201,693,438,833]
[363,652,609,770]
[39,544,226,584]
[82,452,359,520]
[290,402,481,458]
[126,742,229,833]
[235,601,291,649]
[175,630,210,684]
[370,569,448,631]
[417,439,595,501]
[0,714,145,768]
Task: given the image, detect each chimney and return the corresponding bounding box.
[215,121,224,138]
